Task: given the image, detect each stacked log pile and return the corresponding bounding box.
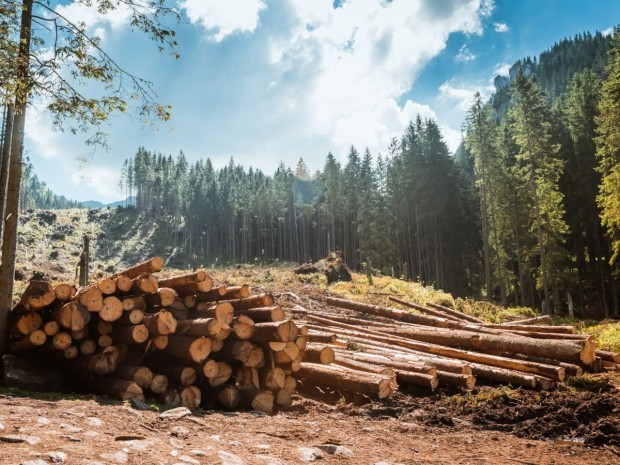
[8,260,619,409]
[8,258,306,414]
[291,295,619,394]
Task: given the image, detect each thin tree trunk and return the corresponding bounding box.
[0,104,13,247]
[0,0,33,354]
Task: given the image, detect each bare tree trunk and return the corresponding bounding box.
[0,0,34,354]
[0,104,13,247]
[79,235,90,287]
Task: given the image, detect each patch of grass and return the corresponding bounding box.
[566,374,613,392]
[461,386,519,406]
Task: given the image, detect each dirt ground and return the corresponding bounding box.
[1,388,619,465]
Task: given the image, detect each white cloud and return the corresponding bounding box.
[493,62,511,77]
[439,81,494,112]
[602,27,614,36]
[179,0,267,42]
[440,124,463,153]
[494,22,508,32]
[25,101,63,160]
[455,44,476,62]
[71,166,123,202]
[270,0,494,156]
[54,2,132,31]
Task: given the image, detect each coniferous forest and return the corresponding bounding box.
[88,31,620,317]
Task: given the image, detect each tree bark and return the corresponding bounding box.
[0,104,13,247]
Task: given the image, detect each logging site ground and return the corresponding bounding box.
[1,208,620,465]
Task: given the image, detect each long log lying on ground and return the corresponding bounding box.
[596,349,620,363]
[501,315,552,326]
[426,302,485,324]
[296,362,393,399]
[307,318,569,380]
[376,325,594,367]
[484,323,577,335]
[388,296,464,323]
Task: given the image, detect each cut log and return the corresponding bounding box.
[150,374,169,394]
[131,273,159,294]
[436,371,476,389]
[131,296,147,311]
[114,309,144,326]
[502,315,552,326]
[52,332,72,350]
[61,345,79,360]
[175,318,220,337]
[93,377,144,401]
[193,285,227,302]
[210,337,224,352]
[250,321,299,343]
[201,359,219,378]
[115,257,164,280]
[183,295,196,309]
[167,336,212,363]
[275,388,293,408]
[217,385,241,409]
[235,306,285,323]
[193,302,234,325]
[144,287,178,307]
[303,344,335,365]
[16,281,56,312]
[306,330,337,343]
[178,385,201,409]
[143,310,178,336]
[54,283,76,302]
[502,353,584,378]
[50,302,91,332]
[97,320,113,335]
[43,321,60,337]
[309,321,570,380]
[395,370,438,389]
[426,302,485,324]
[232,316,254,340]
[250,390,275,414]
[10,330,46,353]
[173,280,214,296]
[331,347,437,376]
[70,327,88,340]
[295,335,308,351]
[220,285,251,300]
[214,324,232,341]
[113,275,132,294]
[98,334,113,348]
[333,358,397,390]
[596,350,620,364]
[157,389,180,407]
[226,294,275,311]
[73,347,117,375]
[208,361,233,387]
[236,367,260,391]
[244,344,266,368]
[261,366,287,390]
[389,296,464,322]
[99,296,124,322]
[158,270,209,288]
[296,363,393,399]
[376,325,593,367]
[97,278,117,295]
[74,285,104,312]
[121,297,136,312]
[284,375,297,393]
[11,312,43,336]
[79,339,97,355]
[152,335,169,350]
[217,340,253,363]
[485,324,577,335]
[115,366,154,389]
[112,324,149,345]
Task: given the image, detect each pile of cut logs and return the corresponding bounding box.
[9,258,304,413]
[293,295,620,398]
[8,258,620,409]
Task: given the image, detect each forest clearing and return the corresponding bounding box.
[0,209,619,464]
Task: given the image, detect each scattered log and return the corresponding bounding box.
[426,302,485,324]
[596,349,620,364]
[501,315,552,326]
[296,363,393,399]
[436,371,476,389]
[389,296,464,322]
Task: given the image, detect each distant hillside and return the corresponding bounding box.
[81,196,136,209]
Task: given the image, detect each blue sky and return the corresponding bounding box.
[25,0,620,202]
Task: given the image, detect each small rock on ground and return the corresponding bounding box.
[316,444,354,457]
[20,460,48,465]
[218,450,244,465]
[99,451,128,464]
[160,407,192,420]
[46,451,67,463]
[298,447,324,462]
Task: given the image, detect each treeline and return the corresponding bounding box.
[19,159,82,211]
[121,117,480,297]
[120,30,620,317]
